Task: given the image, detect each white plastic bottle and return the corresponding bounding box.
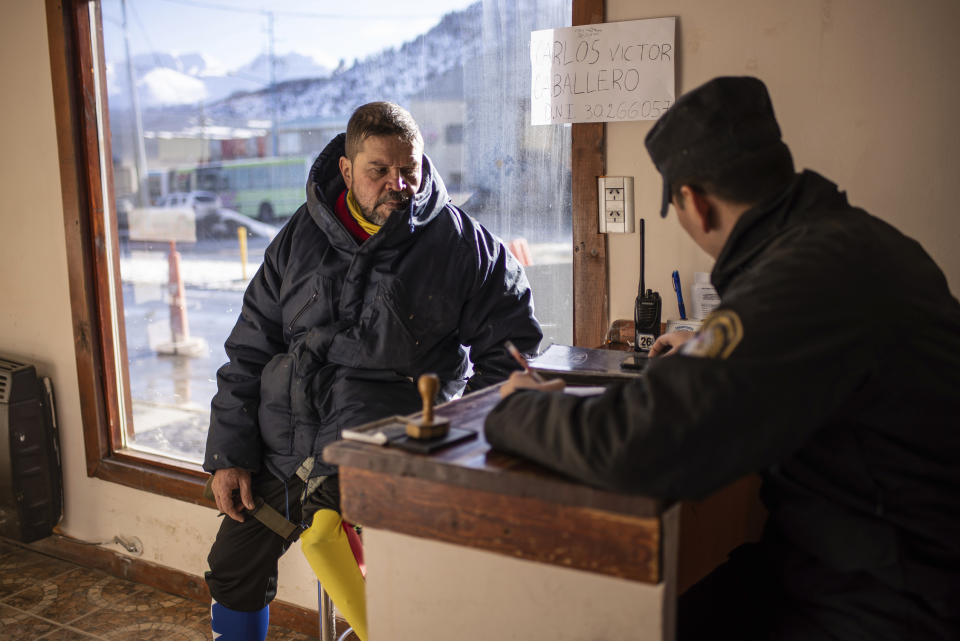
[690,272,721,320]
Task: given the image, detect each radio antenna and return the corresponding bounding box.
[639,218,646,296]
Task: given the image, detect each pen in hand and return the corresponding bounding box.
[504,340,546,383]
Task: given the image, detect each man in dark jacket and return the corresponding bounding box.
[484,77,960,640]
[203,102,542,640]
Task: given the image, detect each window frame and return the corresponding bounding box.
[47,0,607,502]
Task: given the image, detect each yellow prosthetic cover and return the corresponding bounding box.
[300,509,368,641]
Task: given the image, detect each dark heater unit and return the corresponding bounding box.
[0,356,62,542]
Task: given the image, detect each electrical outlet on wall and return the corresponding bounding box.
[597,176,635,233]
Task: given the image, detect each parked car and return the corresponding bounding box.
[155,191,222,218]
[156,191,225,238]
[152,190,279,239]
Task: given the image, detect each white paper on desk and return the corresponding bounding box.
[564,386,606,397]
[341,416,407,445]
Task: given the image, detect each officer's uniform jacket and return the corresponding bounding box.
[485,170,960,617]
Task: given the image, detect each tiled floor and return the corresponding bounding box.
[0,539,316,640]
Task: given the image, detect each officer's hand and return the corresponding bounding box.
[499,370,566,398]
[649,330,695,358]
[211,468,255,522]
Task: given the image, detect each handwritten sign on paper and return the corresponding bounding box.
[530,17,676,125]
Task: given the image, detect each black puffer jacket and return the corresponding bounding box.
[485,170,960,618]
[205,133,542,480]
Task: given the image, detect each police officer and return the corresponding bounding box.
[484,77,960,640]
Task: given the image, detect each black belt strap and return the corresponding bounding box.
[203,475,301,539]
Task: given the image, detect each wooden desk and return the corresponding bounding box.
[325,386,681,641]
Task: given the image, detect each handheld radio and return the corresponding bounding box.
[634,218,662,352]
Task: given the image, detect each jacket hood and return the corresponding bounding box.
[712,170,851,293]
[305,133,451,250]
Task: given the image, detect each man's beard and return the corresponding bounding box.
[361,193,411,226]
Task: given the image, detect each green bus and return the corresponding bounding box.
[152,155,314,222]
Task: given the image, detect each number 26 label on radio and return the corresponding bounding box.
[636,334,656,350]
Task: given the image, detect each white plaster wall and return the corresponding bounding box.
[364,529,667,641]
[605,0,960,323]
[0,2,317,610]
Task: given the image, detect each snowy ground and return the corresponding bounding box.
[120,251,263,292]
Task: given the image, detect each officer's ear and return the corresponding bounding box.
[676,185,715,233]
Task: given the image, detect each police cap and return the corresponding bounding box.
[645,76,791,217]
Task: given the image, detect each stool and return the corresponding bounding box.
[317,520,365,641]
[318,584,353,641]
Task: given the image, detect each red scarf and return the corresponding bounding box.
[334,189,370,243]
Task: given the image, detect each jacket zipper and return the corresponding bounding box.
[288,291,319,332]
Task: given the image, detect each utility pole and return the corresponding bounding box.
[266,10,279,157]
[198,100,208,164]
[121,0,150,206]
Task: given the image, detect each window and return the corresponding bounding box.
[49,0,605,500]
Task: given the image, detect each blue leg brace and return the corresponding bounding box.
[210,601,269,641]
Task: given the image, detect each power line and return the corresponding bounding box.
[126,0,168,69]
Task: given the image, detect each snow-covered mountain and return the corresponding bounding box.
[107,50,333,108]
[205,3,481,123]
[109,2,481,125]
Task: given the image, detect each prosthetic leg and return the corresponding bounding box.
[210,601,269,641]
[300,509,368,641]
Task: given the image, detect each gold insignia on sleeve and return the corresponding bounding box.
[679,310,744,359]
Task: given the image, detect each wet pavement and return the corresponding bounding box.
[120,237,271,465]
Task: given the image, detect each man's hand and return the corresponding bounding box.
[499,370,566,398]
[211,468,255,522]
[649,330,695,358]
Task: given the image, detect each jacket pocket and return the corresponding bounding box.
[284,274,337,340]
[258,352,296,455]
